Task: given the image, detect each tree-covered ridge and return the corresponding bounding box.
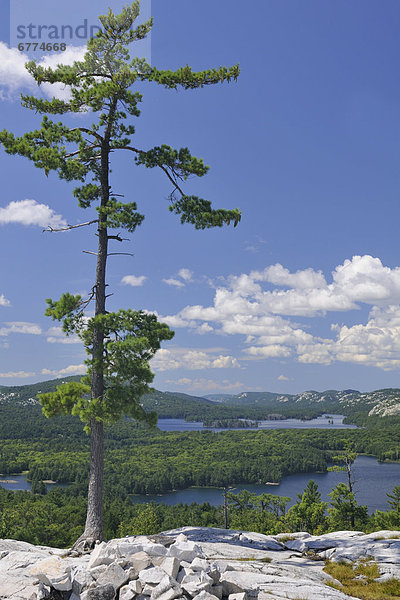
[0,376,82,406]
[2,377,400,423]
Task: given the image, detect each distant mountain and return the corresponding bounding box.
[140,390,215,418]
[203,393,235,403]
[0,376,82,406]
[203,388,400,419]
[0,378,214,420]
[204,391,293,404]
[2,377,400,421]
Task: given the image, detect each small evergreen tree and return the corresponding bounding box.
[328,441,357,493]
[254,493,290,518]
[374,486,400,529]
[285,480,327,534]
[387,485,400,515]
[328,441,358,527]
[0,2,240,546]
[328,482,369,530]
[31,478,47,495]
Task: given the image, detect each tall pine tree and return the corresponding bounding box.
[0,2,240,547]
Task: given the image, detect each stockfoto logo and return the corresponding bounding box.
[16,19,100,40]
[9,2,152,62]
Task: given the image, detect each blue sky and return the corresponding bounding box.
[1,0,400,394]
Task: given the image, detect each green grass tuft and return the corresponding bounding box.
[324,559,400,599]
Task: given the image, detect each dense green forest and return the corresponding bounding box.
[1,400,400,495]
[1,479,399,549]
[1,378,400,547]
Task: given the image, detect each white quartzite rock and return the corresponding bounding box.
[193,591,220,600]
[168,540,204,562]
[220,571,277,595]
[139,565,168,585]
[160,556,180,579]
[190,557,209,572]
[4,527,400,600]
[228,593,248,600]
[129,550,153,572]
[29,555,72,591]
[181,571,214,596]
[95,562,129,589]
[150,574,183,600]
[71,564,94,594]
[88,542,114,569]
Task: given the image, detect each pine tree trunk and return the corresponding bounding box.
[77,107,115,546]
[346,461,355,528]
[82,418,104,542]
[75,217,108,546]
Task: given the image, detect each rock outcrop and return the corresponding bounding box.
[1,527,400,600]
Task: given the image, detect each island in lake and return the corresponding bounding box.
[203,418,259,428]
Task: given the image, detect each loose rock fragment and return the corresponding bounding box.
[86,583,116,600]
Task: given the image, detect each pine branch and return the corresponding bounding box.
[70,128,104,143]
[119,145,185,196]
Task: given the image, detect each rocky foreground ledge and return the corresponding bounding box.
[1,527,400,600]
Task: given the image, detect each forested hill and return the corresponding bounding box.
[205,389,400,420]
[1,377,400,422]
[0,376,83,406]
[139,390,216,418]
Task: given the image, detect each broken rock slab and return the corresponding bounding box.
[3,527,400,600]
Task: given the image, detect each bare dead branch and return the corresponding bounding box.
[43,220,98,233]
[83,250,98,256]
[107,252,134,256]
[107,234,129,242]
[80,285,97,309]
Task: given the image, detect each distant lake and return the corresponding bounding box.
[0,475,68,492]
[2,456,399,513]
[131,456,400,513]
[157,414,357,432]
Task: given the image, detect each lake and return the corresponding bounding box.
[0,475,68,492]
[0,414,350,494]
[157,414,357,432]
[1,456,399,513]
[131,456,400,513]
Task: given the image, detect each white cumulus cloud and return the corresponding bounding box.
[0,200,67,228]
[46,326,80,344]
[255,263,327,289]
[157,255,400,371]
[0,370,35,379]
[0,294,10,307]
[164,378,244,392]
[163,278,185,288]
[163,268,194,288]
[41,363,86,377]
[0,42,86,100]
[0,321,41,336]
[121,275,147,287]
[178,268,193,282]
[151,347,240,372]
